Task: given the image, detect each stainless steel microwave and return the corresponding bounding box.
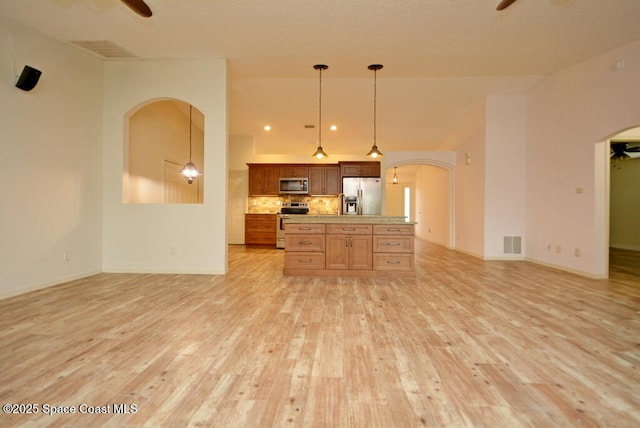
[279,177,309,194]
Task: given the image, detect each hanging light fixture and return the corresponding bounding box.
[367,64,384,158]
[180,104,201,184]
[312,64,329,159]
[392,167,399,184]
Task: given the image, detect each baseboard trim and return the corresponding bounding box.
[102,267,226,275]
[0,270,102,301]
[525,258,607,279]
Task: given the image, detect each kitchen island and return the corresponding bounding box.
[283,216,415,278]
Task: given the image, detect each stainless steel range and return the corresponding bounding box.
[276,202,309,249]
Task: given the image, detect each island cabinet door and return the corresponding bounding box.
[325,234,372,270]
[325,235,350,270]
[349,235,373,269]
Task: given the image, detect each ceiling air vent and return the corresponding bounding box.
[69,40,138,59]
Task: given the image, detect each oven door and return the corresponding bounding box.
[276,214,289,249]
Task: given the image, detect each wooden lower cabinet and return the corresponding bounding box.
[372,224,414,271]
[245,214,276,246]
[284,224,325,271]
[284,222,414,277]
[284,252,326,270]
[325,225,372,270]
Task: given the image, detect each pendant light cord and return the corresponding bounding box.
[318,67,322,146]
[189,105,193,162]
[373,68,377,146]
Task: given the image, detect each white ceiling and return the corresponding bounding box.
[2,0,640,155]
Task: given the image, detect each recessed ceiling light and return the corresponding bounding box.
[264,125,271,131]
[330,125,337,131]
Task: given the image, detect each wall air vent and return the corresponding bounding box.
[69,40,138,59]
[503,236,522,254]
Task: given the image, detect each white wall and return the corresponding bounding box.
[0,16,103,298]
[609,158,640,250]
[385,183,405,217]
[228,134,372,171]
[526,40,640,277]
[451,109,487,258]
[102,59,227,274]
[414,166,450,246]
[484,94,526,259]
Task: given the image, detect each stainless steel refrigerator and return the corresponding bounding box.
[342,177,382,215]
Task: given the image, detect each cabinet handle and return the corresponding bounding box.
[345,236,353,247]
[299,241,312,245]
[386,228,401,232]
[299,227,312,231]
[343,227,356,231]
[386,260,401,265]
[299,259,313,263]
[385,242,401,246]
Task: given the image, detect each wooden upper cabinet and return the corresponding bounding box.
[309,166,340,195]
[279,166,309,178]
[248,164,280,196]
[339,161,380,178]
[249,163,345,196]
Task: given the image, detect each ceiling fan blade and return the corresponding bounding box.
[120,0,152,18]
[497,0,518,11]
[611,143,631,160]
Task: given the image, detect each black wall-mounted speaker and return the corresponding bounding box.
[15,65,42,91]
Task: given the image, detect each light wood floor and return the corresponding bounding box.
[610,247,640,287]
[0,241,638,427]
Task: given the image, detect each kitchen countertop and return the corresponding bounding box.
[283,215,414,225]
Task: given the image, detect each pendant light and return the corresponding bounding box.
[180,105,201,184]
[392,167,399,184]
[312,64,329,159]
[366,64,384,158]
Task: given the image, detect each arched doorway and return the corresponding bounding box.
[604,126,640,283]
[385,156,456,249]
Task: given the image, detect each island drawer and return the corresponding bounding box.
[373,254,414,271]
[373,224,414,235]
[285,252,326,270]
[373,236,414,253]
[285,235,325,251]
[285,223,326,234]
[326,224,373,235]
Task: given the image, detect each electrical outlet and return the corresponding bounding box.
[575,248,581,257]
[555,245,562,254]
[63,250,71,262]
[547,244,551,251]
[169,246,177,256]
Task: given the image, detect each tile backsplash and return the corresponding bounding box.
[248,196,339,215]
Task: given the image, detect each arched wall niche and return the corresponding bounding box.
[123,98,205,204]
